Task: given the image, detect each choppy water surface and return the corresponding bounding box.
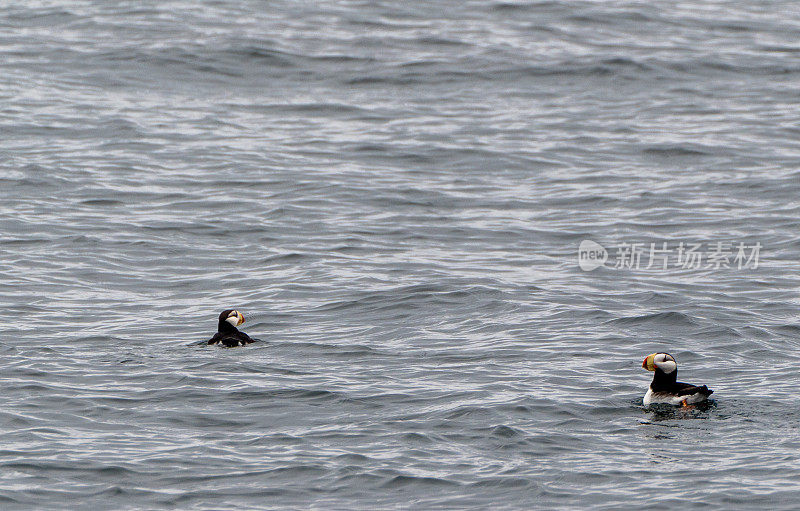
[2,1,800,509]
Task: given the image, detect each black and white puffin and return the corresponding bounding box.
[207,309,255,347]
[642,352,713,406]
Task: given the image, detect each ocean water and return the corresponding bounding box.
[1,0,800,509]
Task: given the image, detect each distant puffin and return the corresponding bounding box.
[642,352,712,406]
[207,309,255,347]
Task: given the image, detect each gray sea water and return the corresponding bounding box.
[2,1,800,509]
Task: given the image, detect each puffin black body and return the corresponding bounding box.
[207,309,254,347]
[642,352,713,406]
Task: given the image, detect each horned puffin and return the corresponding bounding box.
[207,309,255,347]
[642,352,712,406]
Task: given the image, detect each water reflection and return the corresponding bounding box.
[641,400,716,423]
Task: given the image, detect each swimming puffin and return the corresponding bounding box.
[207,309,254,347]
[642,352,712,406]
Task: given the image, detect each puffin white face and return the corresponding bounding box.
[225,310,245,327]
[643,352,677,373]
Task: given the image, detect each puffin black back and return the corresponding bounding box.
[207,309,255,347]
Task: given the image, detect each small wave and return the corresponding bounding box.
[315,284,504,315]
[79,199,125,207]
[490,424,523,438]
[642,145,715,157]
[608,311,699,327]
[381,474,461,489]
[776,324,800,334]
[233,388,347,402]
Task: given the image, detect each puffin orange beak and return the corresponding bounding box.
[237,312,245,326]
[642,354,656,371]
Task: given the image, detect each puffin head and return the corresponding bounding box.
[219,309,245,328]
[642,352,676,373]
